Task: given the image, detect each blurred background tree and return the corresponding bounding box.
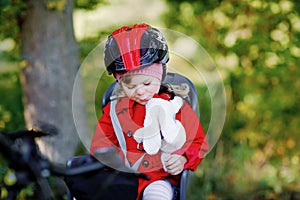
[0,0,104,198]
[0,0,299,199]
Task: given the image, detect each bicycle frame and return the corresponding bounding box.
[0,127,147,200]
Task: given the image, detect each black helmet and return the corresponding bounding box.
[104,24,169,75]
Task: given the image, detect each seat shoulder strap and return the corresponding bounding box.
[110,100,145,170]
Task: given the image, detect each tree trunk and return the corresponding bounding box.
[20,0,89,165]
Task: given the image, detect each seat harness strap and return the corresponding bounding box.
[110,99,145,171]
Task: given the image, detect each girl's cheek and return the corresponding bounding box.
[126,91,135,98]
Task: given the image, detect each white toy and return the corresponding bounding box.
[134,96,186,171]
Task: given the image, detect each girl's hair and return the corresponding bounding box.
[115,75,131,99]
[115,75,190,101]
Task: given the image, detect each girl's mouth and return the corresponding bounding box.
[137,98,149,104]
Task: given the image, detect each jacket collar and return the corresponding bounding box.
[115,92,171,114]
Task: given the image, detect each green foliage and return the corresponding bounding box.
[0,71,26,198]
[73,0,106,10]
[0,71,25,132]
[0,0,106,61]
[44,0,107,11]
[196,84,211,132]
[163,0,300,198]
[77,31,111,58]
[0,0,25,62]
[0,0,26,41]
[46,0,68,11]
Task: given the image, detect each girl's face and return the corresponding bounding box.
[120,74,161,105]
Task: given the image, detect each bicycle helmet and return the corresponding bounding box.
[104,23,169,77]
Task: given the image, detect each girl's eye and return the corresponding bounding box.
[127,85,135,89]
[144,82,151,86]
[123,83,135,89]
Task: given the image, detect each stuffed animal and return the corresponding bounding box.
[134,96,186,171]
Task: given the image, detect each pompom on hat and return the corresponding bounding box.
[114,63,163,81]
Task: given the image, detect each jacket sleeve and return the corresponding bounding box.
[90,103,118,156]
[173,102,209,171]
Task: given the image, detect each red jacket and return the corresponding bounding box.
[90,93,209,199]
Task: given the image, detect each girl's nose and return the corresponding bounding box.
[135,85,145,96]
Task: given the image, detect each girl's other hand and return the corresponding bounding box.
[164,154,187,175]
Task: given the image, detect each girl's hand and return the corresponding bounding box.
[164,154,187,175]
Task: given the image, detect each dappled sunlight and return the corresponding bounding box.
[264,52,281,68]
[0,38,15,52]
[215,52,239,72]
[289,13,300,31]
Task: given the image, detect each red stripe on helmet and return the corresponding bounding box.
[112,24,149,71]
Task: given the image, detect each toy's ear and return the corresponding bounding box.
[170,96,183,112]
[143,134,161,155]
[160,124,186,152]
[133,129,144,144]
[134,101,163,155]
[134,125,162,155]
[134,105,161,144]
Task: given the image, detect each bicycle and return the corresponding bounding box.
[0,123,147,200]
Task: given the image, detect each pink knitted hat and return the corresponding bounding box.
[114,63,163,81]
